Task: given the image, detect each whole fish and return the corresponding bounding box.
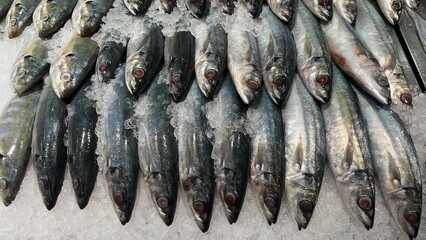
[355,88,422,239]
[258,9,296,105]
[136,73,178,226]
[266,0,295,22]
[301,0,333,21]
[321,9,391,105]
[322,65,375,229]
[125,22,164,97]
[33,0,78,38]
[72,0,115,37]
[227,29,262,105]
[96,40,125,83]
[333,0,356,24]
[377,0,402,25]
[50,34,99,99]
[247,86,285,225]
[173,80,215,232]
[355,0,411,106]
[403,0,419,9]
[159,0,176,13]
[282,74,325,230]
[185,0,209,18]
[10,38,49,95]
[244,0,262,18]
[103,66,139,225]
[195,24,227,98]
[217,0,235,14]
[207,74,249,224]
[405,7,426,52]
[6,0,41,38]
[0,87,41,206]
[0,0,12,20]
[123,0,151,15]
[32,80,68,210]
[292,2,332,103]
[164,31,195,102]
[67,78,98,209]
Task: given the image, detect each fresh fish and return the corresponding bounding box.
[125,22,164,97]
[355,88,422,239]
[164,31,195,102]
[321,9,391,105]
[185,0,209,18]
[103,66,139,225]
[0,87,41,206]
[173,80,215,232]
[217,0,235,14]
[244,0,262,18]
[227,29,262,105]
[0,0,12,20]
[10,38,49,95]
[258,9,296,105]
[50,34,99,99]
[405,7,426,52]
[159,0,176,13]
[333,0,356,24]
[355,0,411,106]
[247,86,284,225]
[266,0,295,22]
[377,0,402,25]
[72,0,115,37]
[207,74,249,224]
[292,2,332,103]
[96,40,125,83]
[402,0,419,9]
[67,77,98,209]
[136,73,178,226]
[322,65,375,229]
[282,74,325,230]
[123,0,151,15]
[32,79,68,210]
[301,0,333,21]
[195,24,227,98]
[6,0,41,38]
[33,0,78,38]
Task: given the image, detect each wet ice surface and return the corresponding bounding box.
[0,3,425,240]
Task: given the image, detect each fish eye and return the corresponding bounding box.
[60,72,73,82]
[392,1,402,11]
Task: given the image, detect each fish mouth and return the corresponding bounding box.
[38,177,59,210]
[191,200,213,232]
[220,189,245,224]
[112,191,134,225]
[154,195,176,226]
[0,178,14,206]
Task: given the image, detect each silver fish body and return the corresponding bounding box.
[405,7,426,52]
[72,0,115,37]
[6,0,41,38]
[301,0,333,21]
[402,0,419,9]
[50,35,99,99]
[195,24,227,98]
[96,40,125,83]
[322,65,375,229]
[0,0,12,20]
[185,0,209,18]
[0,87,41,206]
[282,74,325,230]
[266,0,295,22]
[377,0,402,25]
[292,2,332,103]
[333,0,356,24]
[123,0,151,15]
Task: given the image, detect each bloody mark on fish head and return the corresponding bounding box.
[132,68,145,79]
[405,212,418,225]
[316,75,330,86]
[299,200,314,217]
[247,79,260,92]
[171,73,181,85]
[219,0,228,3]
[193,201,205,215]
[357,196,373,211]
[0,178,8,190]
[204,69,217,81]
[264,196,276,209]
[98,63,109,73]
[400,94,413,106]
[224,192,236,206]
[182,181,191,192]
[157,196,169,209]
[333,54,346,67]
[114,192,126,209]
[318,0,331,7]
[190,0,198,4]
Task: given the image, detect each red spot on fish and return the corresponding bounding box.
[316,75,330,86]
[224,193,236,206]
[190,0,198,4]
[193,201,205,215]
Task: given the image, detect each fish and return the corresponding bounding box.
[6,0,41,38]
[33,0,78,38]
[173,80,215,232]
[10,38,50,95]
[0,87,41,206]
[103,66,139,225]
[185,0,209,18]
[136,72,178,226]
[159,0,176,13]
[125,22,164,97]
[282,74,325,230]
[333,0,356,25]
[258,9,296,105]
[301,0,333,21]
[195,24,227,98]
[247,86,285,225]
[72,0,115,37]
[207,73,249,224]
[266,0,295,22]
[0,0,12,20]
[217,0,235,15]
[402,0,419,9]
[377,0,402,25]
[322,65,375,230]
[50,34,99,99]
[67,77,98,209]
[405,7,426,52]
[355,88,422,239]
[227,29,262,105]
[292,1,332,103]
[95,40,125,83]
[164,31,195,102]
[32,79,68,210]
[355,0,411,106]
[123,0,151,15]
[320,8,391,105]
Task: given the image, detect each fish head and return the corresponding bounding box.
[0,154,21,206]
[368,69,391,105]
[302,59,331,103]
[160,0,176,13]
[218,0,235,15]
[125,53,151,96]
[69,155,98,209]
[384,0,402,25]
[51,53,84,98]
[315,0,333,21]
[124,0,148,15]
[272,0,295,22]
[263,57,292,105]
[196,60,220,98]
[6,2,27,38]
[342,0,357,25]
[96,42,123,83]
[186,0,210,18]
[235,65,261,105]
[73,1,100,37]
[11,55,43,95]
[244,0,262,18]
[168,57,192,101]
[34,0,60,38]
